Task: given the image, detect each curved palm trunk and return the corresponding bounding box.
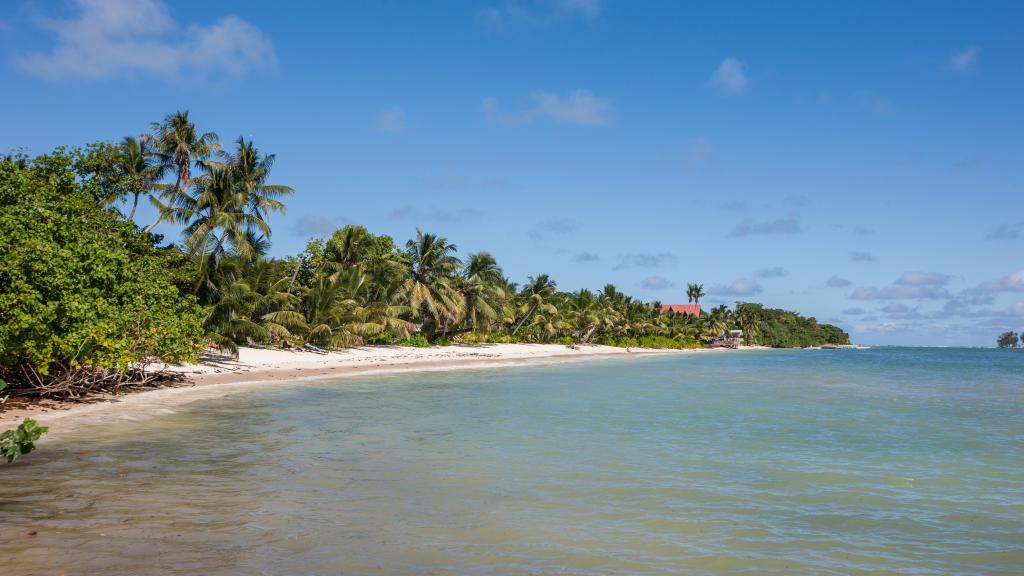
[511,301,538,335]
[127,192,140,221]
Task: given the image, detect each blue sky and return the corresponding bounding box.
[2,0,1022,346]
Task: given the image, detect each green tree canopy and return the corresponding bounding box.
[0,149,203,387]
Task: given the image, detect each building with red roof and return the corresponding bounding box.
[659,303,701,317]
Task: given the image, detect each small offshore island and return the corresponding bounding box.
[0,111,849,456]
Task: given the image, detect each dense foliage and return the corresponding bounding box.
[997,331,1020,348]
[0,110,850,401]
[0,149,204,396]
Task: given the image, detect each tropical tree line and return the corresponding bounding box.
[997,331,1022,348]
[0,111,849,400]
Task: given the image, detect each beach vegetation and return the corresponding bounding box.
[997,331,1020,348]
[0,110,850,400]
[1,418,48,463]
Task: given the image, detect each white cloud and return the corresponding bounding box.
[641,276,675,290]
[850,285,949,301]
[975,270,1024,294]
[376,107,406,134]
[532,90,613,125]
[483,89,613,126]
[849,251,876,262]
[478,0,603,26]
[949,46,980,74]
[613,253,677,270]
[710,58,748,94]
[754,267,788,278]
[713,278,762,297]
[17,0,275,81]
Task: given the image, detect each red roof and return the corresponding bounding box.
[660,304,701,317]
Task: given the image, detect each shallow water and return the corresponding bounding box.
[1,348,1022,575]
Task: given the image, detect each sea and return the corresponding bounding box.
[1,347,1021,575]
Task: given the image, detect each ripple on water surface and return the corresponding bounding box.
[1,347,1022,575]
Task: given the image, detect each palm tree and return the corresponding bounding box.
[403,229,464,335]
[459,252,505,333]
[511,274,557,335]
[108,135,165,221]
[222,137,293,224]
[687,282,706,305]
[176,168,267,262]
[146,111,219,232]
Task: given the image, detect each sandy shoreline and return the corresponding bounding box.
[0,344,738,434]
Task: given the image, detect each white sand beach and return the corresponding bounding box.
[0,344,731,434]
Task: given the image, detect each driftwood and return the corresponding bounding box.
[0,362,187,401]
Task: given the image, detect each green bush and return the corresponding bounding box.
[0,152,204,383]
[433,336,454,346]
[1,418,48,463]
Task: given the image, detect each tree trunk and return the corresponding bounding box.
[127,192,140,221]
[511,302,538,335]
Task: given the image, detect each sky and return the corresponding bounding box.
[2,0,1022,347]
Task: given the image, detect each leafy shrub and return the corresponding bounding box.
[1,418,48,463]
[554,336,576,345]
[432,336,454,346]
[0,152,204,391]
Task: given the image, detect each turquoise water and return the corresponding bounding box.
[1,348,1022,575]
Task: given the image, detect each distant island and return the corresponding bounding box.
[0,111,848,413]
[997,331,1022,348]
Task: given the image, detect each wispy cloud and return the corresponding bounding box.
[641,276,675,290]
[973,270,1024,294]
[484,89,613,126]
[613,252,677,270]
[729,216,803,237]
[528,217,578,240]
[853,225,876,236]
[376,107,406,133]
[849,251,876,262]
[388,206,483,223]
[895,271,952,287]
[826,275,852,288]
[713,278,762,297]
[842,307,865,315]
[573,251,600,263]
[478,0,603,27]
[987,222,1024,241]
[949,46,980,74]
[850,272,954,301]
[710,58,748,94]
[754,267,788,278]
[16,0,276,81]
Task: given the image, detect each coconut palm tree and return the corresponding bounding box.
[108,135,165,221]
[511,274,557,335]
[403,229,464,334]
[459,252,505,333]
[687,283,706,305]
[146,111,219,232]
[222,137,293,224]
